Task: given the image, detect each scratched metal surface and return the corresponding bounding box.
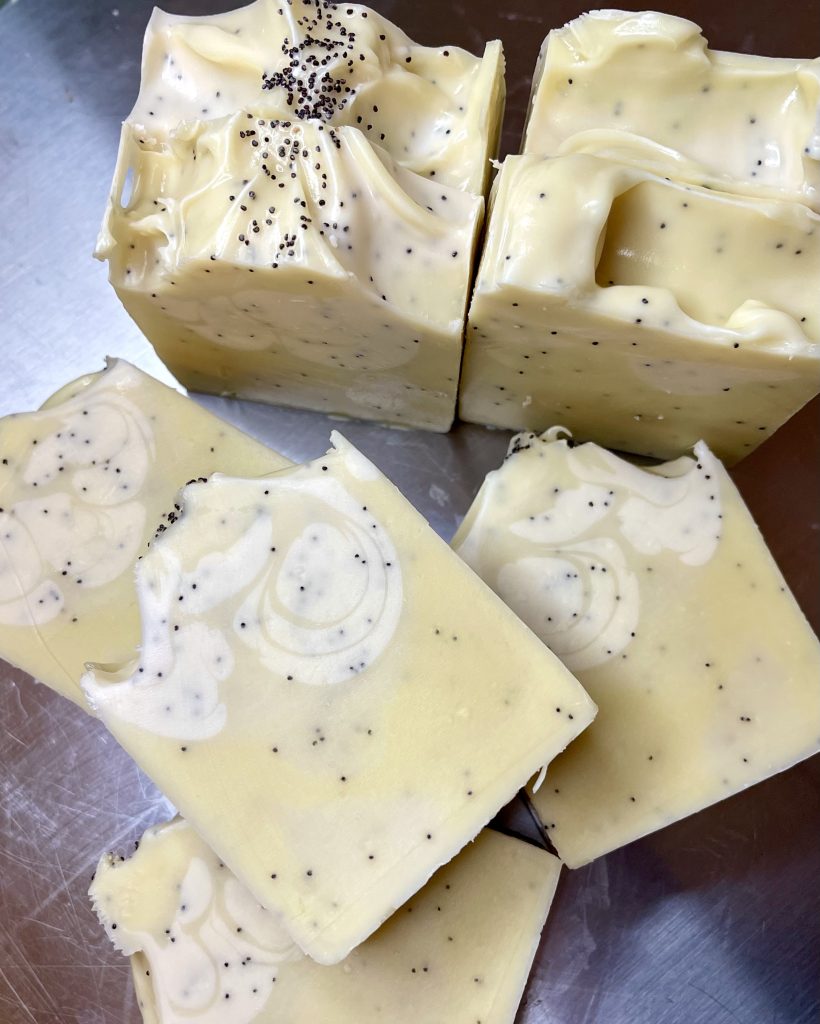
[0,0,819,1022]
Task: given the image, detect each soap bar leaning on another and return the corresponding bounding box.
[82,432,594,963]
[0,359,289,709]
[91,817,561,1024]
[453,429,820,867]
[524,9,820,209]
[97,0,506,432]
[459,152,820,462]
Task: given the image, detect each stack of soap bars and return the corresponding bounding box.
[1,5,819,1023]
[0,360,594,1019]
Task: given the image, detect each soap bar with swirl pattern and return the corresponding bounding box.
[452,429,820,868]
[96,0,505,432]
[91,817,561,1024]
[524,10,820,210]
[458,153,820,462]
[0,359,288,710]
[82,432,594,964]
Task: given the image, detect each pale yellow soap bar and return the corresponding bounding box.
[453,429,820,868]
[524,10,820,209]
[91,817,561,1024]
[83,432,594,963]
[0,359,288,709]
[459,153,820,462]
[97,0,506,431]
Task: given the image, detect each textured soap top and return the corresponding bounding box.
[453,429,820,866]
[475,154,819,345]
[91,817,561,1024]
[128,0,504,195]
[83,431,594,962]
[99,116,481,336]
[0,359,287,708]
[524,9,820,209]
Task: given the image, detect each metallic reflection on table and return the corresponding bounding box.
[0,1,818,1022]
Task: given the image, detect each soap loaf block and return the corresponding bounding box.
[0,359,288,709]
[452,429,820,868]
[524,10,820,209]
[91,818,561,1024]
[97,0,506,431]
[83,432,594,963]
[458,153,820,462]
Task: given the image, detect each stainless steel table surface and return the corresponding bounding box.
[1,1,818,1022]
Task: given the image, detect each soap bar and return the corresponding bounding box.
[83,432,594,962]
[524,10,820,209]
[452,429,820,868]
[91,817,560,1024]
[97,0,505,432]
[458,153,820,462]
[0,359,288,709]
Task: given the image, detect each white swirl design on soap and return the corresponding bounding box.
[487,435,723,671]
[0,497,146,627]
[233,477,403,686]
[83,468,404,738]
[0,376,155,627]
[127,856,298,1024]
[0,510,64,627]
[497,539,639,672]
[24,386,154,502]
[566,441,722,566]
[83,539,232,740]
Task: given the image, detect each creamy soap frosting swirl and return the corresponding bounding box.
[234,477,402,686]
[497,538,639,672]
[567,441,722,567]
[0,372,154,627]
[84,444,403,738]
[23,385,154,502]
[143,864,298,1023]
[457,433,723,673]
[92,821,299,1024]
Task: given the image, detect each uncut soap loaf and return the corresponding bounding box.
[91,817,561,1024]
[524,10,820,209]
[453,429,820,867]
[0,359,288,709]
[97,0,506,431]
[82,432,594,963]
[458,152,820,462]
